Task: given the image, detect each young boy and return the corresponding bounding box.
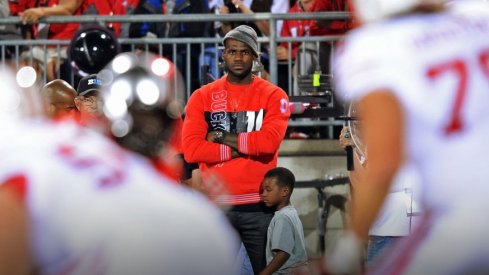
[259,167,308,275]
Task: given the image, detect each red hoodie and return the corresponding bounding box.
[182,76,290,205]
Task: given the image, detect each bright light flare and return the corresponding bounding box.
[151,58,170,76]
[112,54,132,74]
[16,66,37,88]
[136,79,160,106]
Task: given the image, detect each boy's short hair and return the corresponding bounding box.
[264,167,295,193]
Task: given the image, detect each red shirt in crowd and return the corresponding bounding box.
[15,0,114,40]
[280,0,352,60]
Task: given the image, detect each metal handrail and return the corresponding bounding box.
[0,12,351,135]
[0,11,350,84]
[0,12,350,24]
[0,35,343,46]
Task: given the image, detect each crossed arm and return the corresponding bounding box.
[206,131,241,158]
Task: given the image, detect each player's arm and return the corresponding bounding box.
[0,176,33,275]
[350,90,404,241]
[325,91,404,274]
[258,250,290,275]
[347,154,367,196]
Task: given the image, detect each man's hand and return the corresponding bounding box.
[206,131,241,156]
[339,126,354,149]
[276,46,289,61]
[206,131,222,143]
[219,5,230,15]
[20,8,46,24]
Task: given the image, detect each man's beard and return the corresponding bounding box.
[224,63,253,80]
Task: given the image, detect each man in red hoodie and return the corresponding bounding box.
[182,25,291,274]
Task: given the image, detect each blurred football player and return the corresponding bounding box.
[324,0,489,274]
[0,54,239,275]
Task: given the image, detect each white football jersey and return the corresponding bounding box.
[334,1,489,210]
[0,120,239,275]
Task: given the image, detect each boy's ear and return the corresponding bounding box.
[281,186,290,197]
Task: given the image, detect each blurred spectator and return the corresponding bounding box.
[216,0,289,36]
[18,0,114,83]
[206,0,288,81]
[7,0,20,15]
[116,0,212,92]
[170,0,213,93]
[119,0,211,40]
[272,0,289,35]
[40,78,78,119]
[278,0,351,61]
[277,0,352,94]
[7,0,42,74]
[74,73,102,123]
[109,0,137,39]
[215,0,284,37]
[0,56,239,275]
[0,0,23,60]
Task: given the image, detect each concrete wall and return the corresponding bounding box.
[277,139,350,258]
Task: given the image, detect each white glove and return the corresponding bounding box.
[323,231,365,275]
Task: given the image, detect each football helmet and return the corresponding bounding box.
[68,25,120,77]
[353,0,444,23]
[98,52,184,158]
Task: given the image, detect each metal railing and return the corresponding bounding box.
[0,12,350,137]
